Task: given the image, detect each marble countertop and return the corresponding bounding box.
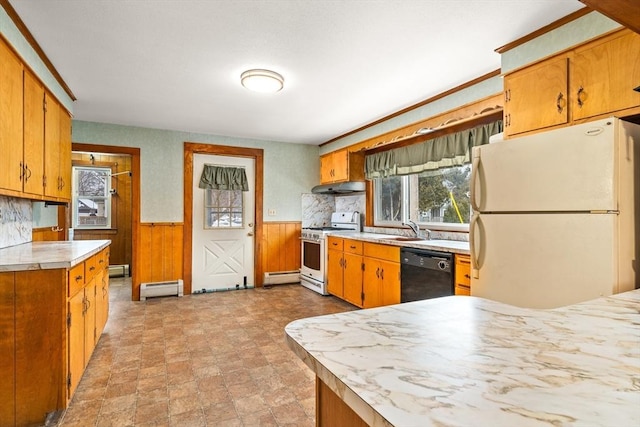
[328,231,470,255]
[0,240,111,272]
[285,290,640,426]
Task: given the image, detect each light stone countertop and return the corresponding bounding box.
[327,231,470,255]
[0,240,111,272]
[285,290,640,427]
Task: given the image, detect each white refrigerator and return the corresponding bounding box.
[470,117,639,308]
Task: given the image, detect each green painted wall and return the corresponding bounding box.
[72,121,319,222]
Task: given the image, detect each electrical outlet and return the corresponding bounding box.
[268,209,276,216]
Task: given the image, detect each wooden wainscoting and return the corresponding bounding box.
[261,222,301,275]
[137,222,183,300]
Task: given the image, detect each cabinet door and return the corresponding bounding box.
[84,278,97,366]
[320,154,334,184]
[68,290,84,398]
[23,70,45,197]
[362,259,382,309]
[504,56,569,136]
[58,110,72,200]
[327,249,344,297]
[571,30,640,121]
[15,270,65,424]
[342,253,363,307]
[379,260,400,306]
[455,254,471,296]
[331,149,349,182]
[95,269,107,337]
[0,39,24,193]
[0,273,16,426]
[44,92,61,198]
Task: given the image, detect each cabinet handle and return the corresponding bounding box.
[376,267,380,278]
[344,259,347,269]
[339,258,343,268]
[577,86,585,107]
[349,245,356,249]
[465,274,471,279]
[75,275,83,282]
[82,296,87,314]
[89,266,95,272]
[99,259,104,264]
[19,162,24,181]
[556,92,565,113]
[380,268,384,280]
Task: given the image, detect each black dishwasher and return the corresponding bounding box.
[400,248,454,302]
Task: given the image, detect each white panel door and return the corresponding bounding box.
[470,212,617,309]
[192,154,255,292]
[471,118,618,213]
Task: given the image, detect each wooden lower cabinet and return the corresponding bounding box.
[327,237,364,307]
[343,252,364,307]
[327,238,400,309]
[316,377,368,427]
[455,254,471,296]
[0,245,110,426]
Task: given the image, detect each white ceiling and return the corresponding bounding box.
[9,0,585,145]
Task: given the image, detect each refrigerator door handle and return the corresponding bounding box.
[470,152,481,212]
[469,213,481,279]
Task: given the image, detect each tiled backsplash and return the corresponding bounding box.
[301,193,366,228]
[0,196,32,249]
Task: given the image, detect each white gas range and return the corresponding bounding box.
[300,211,361,295]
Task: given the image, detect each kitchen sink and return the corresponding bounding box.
[384,236,427,241]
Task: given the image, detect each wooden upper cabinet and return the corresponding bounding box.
[0,39,24,194]
[44,93,62,199]
[320,149,365,184]
[0,37,72,202]
[23,70,46,197]
[503,28,640,138]
[503,56,569,137]
[570,30,640,121]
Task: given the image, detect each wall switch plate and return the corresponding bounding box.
[268,209,276,216]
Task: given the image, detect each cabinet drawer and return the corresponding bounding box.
[68,262,85,296]
[85,254,99,281]
[455,254,471,287]
[96,248,109,271]
[363,243,399,262]
[343,239,363,255]
[327,236,344,251]
[455,284,471,296]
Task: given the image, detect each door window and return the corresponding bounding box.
[204,189,244,228]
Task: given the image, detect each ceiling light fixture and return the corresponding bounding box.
[240,69,284,93]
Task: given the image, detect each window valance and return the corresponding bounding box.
[199,165,249,191]
[365,120,502,179]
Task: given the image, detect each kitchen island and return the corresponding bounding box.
[0,240,111,426]
[285,290,640,426]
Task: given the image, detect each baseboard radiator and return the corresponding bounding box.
[263,270,300,286]
[140,279,184,301]
[109,264,130,278]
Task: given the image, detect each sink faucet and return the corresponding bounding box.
[403,220,432,239]
[403,220,420,237]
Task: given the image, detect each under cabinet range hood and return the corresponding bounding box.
[311,181,366,194]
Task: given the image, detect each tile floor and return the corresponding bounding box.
[58,277,356,427]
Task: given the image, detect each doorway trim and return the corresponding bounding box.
[183,142,264,295]
[72,143,141,301]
